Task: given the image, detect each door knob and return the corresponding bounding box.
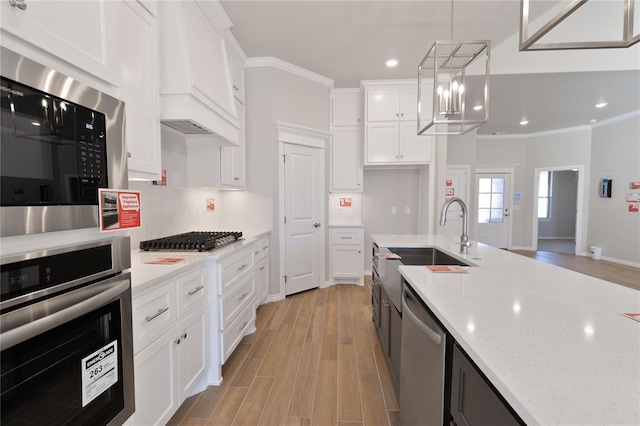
[313,222,321,228]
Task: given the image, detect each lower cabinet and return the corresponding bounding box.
[451,344,522,426]
[131,267,207,425]
[377,285,401,394]
[329,227,364,284]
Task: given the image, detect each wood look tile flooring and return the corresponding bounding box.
[511,249,640,291]
[168,282,399,426]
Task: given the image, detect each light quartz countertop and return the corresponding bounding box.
[130,229,270,296]
[372,234,640,426]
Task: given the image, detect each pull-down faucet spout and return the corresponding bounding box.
[439,197,472,254]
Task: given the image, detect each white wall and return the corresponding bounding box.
[538,170,578,239]
[587,114,640,264]
[362,168,421,272]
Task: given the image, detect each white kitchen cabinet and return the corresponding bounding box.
[332,89,362,126]
[226,35,246,104]
[331,127,363,191]
[132,267,207,425]
[330,228,364,284]
[253,235,270,306]
[0,0,120,86]
[120,0,162,181]
[220,99,245,188]
[363,81,433,166]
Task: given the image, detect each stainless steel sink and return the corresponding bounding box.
[388,247,471,267]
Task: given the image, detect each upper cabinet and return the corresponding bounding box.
[0,0,120,86]
[332,89,362,126]
[119,0,162,181]
[362,81,433,166]
[226,35,246,104]
[220,99,246,188]
[157,0,239,145]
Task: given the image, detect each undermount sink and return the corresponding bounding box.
[388,247,471,267]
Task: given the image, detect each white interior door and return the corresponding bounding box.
[284,143,323,295]
[444,167,469,237]
[475,173,511,248]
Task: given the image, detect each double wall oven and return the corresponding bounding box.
[1,47,134,425]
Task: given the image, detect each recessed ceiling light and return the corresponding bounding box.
[473,105,483,111]
[589,119,597,124]
[385,58,398,68]
[595,102,608,108]
[520,120,529,126]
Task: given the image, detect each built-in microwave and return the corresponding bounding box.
[0,47,127,237]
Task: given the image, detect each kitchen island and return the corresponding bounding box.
[373,234,640,426]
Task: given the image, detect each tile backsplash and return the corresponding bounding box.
[328,192,362,224]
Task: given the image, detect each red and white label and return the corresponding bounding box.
[99,189,142,232]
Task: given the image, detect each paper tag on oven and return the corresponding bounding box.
[81,341,118,407]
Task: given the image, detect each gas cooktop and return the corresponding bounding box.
[139,231,243,252]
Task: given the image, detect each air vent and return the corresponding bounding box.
[161,120,211,135]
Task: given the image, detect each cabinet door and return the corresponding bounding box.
[389,303,402,384]
[331,127,362,191]
[451,344,521,426]
[229,51,245,103]
[0,0,119,85]
[379,287,391,356]
[399,123,432,163]
[220,100,245,187]
[134,328,180,426]
[120,1,162,180]
[367,89,400,121]
[179,306,207,398]
[331,246,363,279]
[399,86,418,122]
[366,123,398,164]
[332,90,361,126]
[255,257,269,306]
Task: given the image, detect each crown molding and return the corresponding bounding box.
[245,57,334,88]
[591,110,640,129]
[275,121,330,149]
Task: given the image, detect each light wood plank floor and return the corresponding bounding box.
[511,249,640,291]
[168,282,399,426]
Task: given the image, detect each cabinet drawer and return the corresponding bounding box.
[133,282,177,354]
[331,229,364,245]
[177,268,206,318]
[221,249,253,294]
[254,236,269,262]
[220,273,254,329]
[221,302,255,363]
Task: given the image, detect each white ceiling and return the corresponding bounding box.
[220,1,640,135]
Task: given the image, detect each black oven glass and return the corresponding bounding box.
[0,76,108,206]
[1,300,125,425]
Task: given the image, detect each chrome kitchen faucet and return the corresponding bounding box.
[439,197,472,254]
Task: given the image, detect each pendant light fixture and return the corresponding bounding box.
[520,0,640,51]
[417,0,490,135]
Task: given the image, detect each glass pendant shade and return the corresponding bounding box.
[418,40,490,135]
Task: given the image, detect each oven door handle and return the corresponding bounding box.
[0,276,130,350]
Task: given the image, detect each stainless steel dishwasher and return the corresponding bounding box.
[400,284,447,426]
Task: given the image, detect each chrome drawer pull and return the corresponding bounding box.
[340,237,352,239]
[237,264,248,272]
[262,246,268,250]
[9,0,27,10]
[255,251,260,255]
[187,285,204,296]
[259,266,265,271]
[238,292,249,301]
[145,306,169,322]
[239,320,248,331]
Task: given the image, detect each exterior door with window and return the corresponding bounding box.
[475,173,511,248]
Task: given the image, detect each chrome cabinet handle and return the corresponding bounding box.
[9,0,27,10]
[237,264,248,272]
[181,332,188,339]
[262,246,268,250]
[187,285,204,296]
[145,306,169,322]
[341,236,352,239]
[255,251,260,255]
[400,112,404,117]
[238,292,249,301]
[127,152,132,158]
[239,320,248,331]
[259,266,265,271]
[383,300,390,307]
[174,337,181,345]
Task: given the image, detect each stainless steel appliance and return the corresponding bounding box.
[139,231,243,251]
[0,237,134,425]
[0,47,127,237]
[400,283,447,426]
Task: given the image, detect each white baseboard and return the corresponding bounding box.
[267,293,285,303]
[509,246,535,251]
[364,269,372,276]
[601,256,640,269]
[537,237,575,240]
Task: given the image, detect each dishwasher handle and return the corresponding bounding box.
[402,288,442,346]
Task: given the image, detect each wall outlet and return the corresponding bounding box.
[391,206,397,214]
[405,206,410,214]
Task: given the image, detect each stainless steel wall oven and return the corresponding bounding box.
[0,237,134,425]
[0,46,127,237]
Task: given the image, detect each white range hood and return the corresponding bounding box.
[157,1,239,146]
